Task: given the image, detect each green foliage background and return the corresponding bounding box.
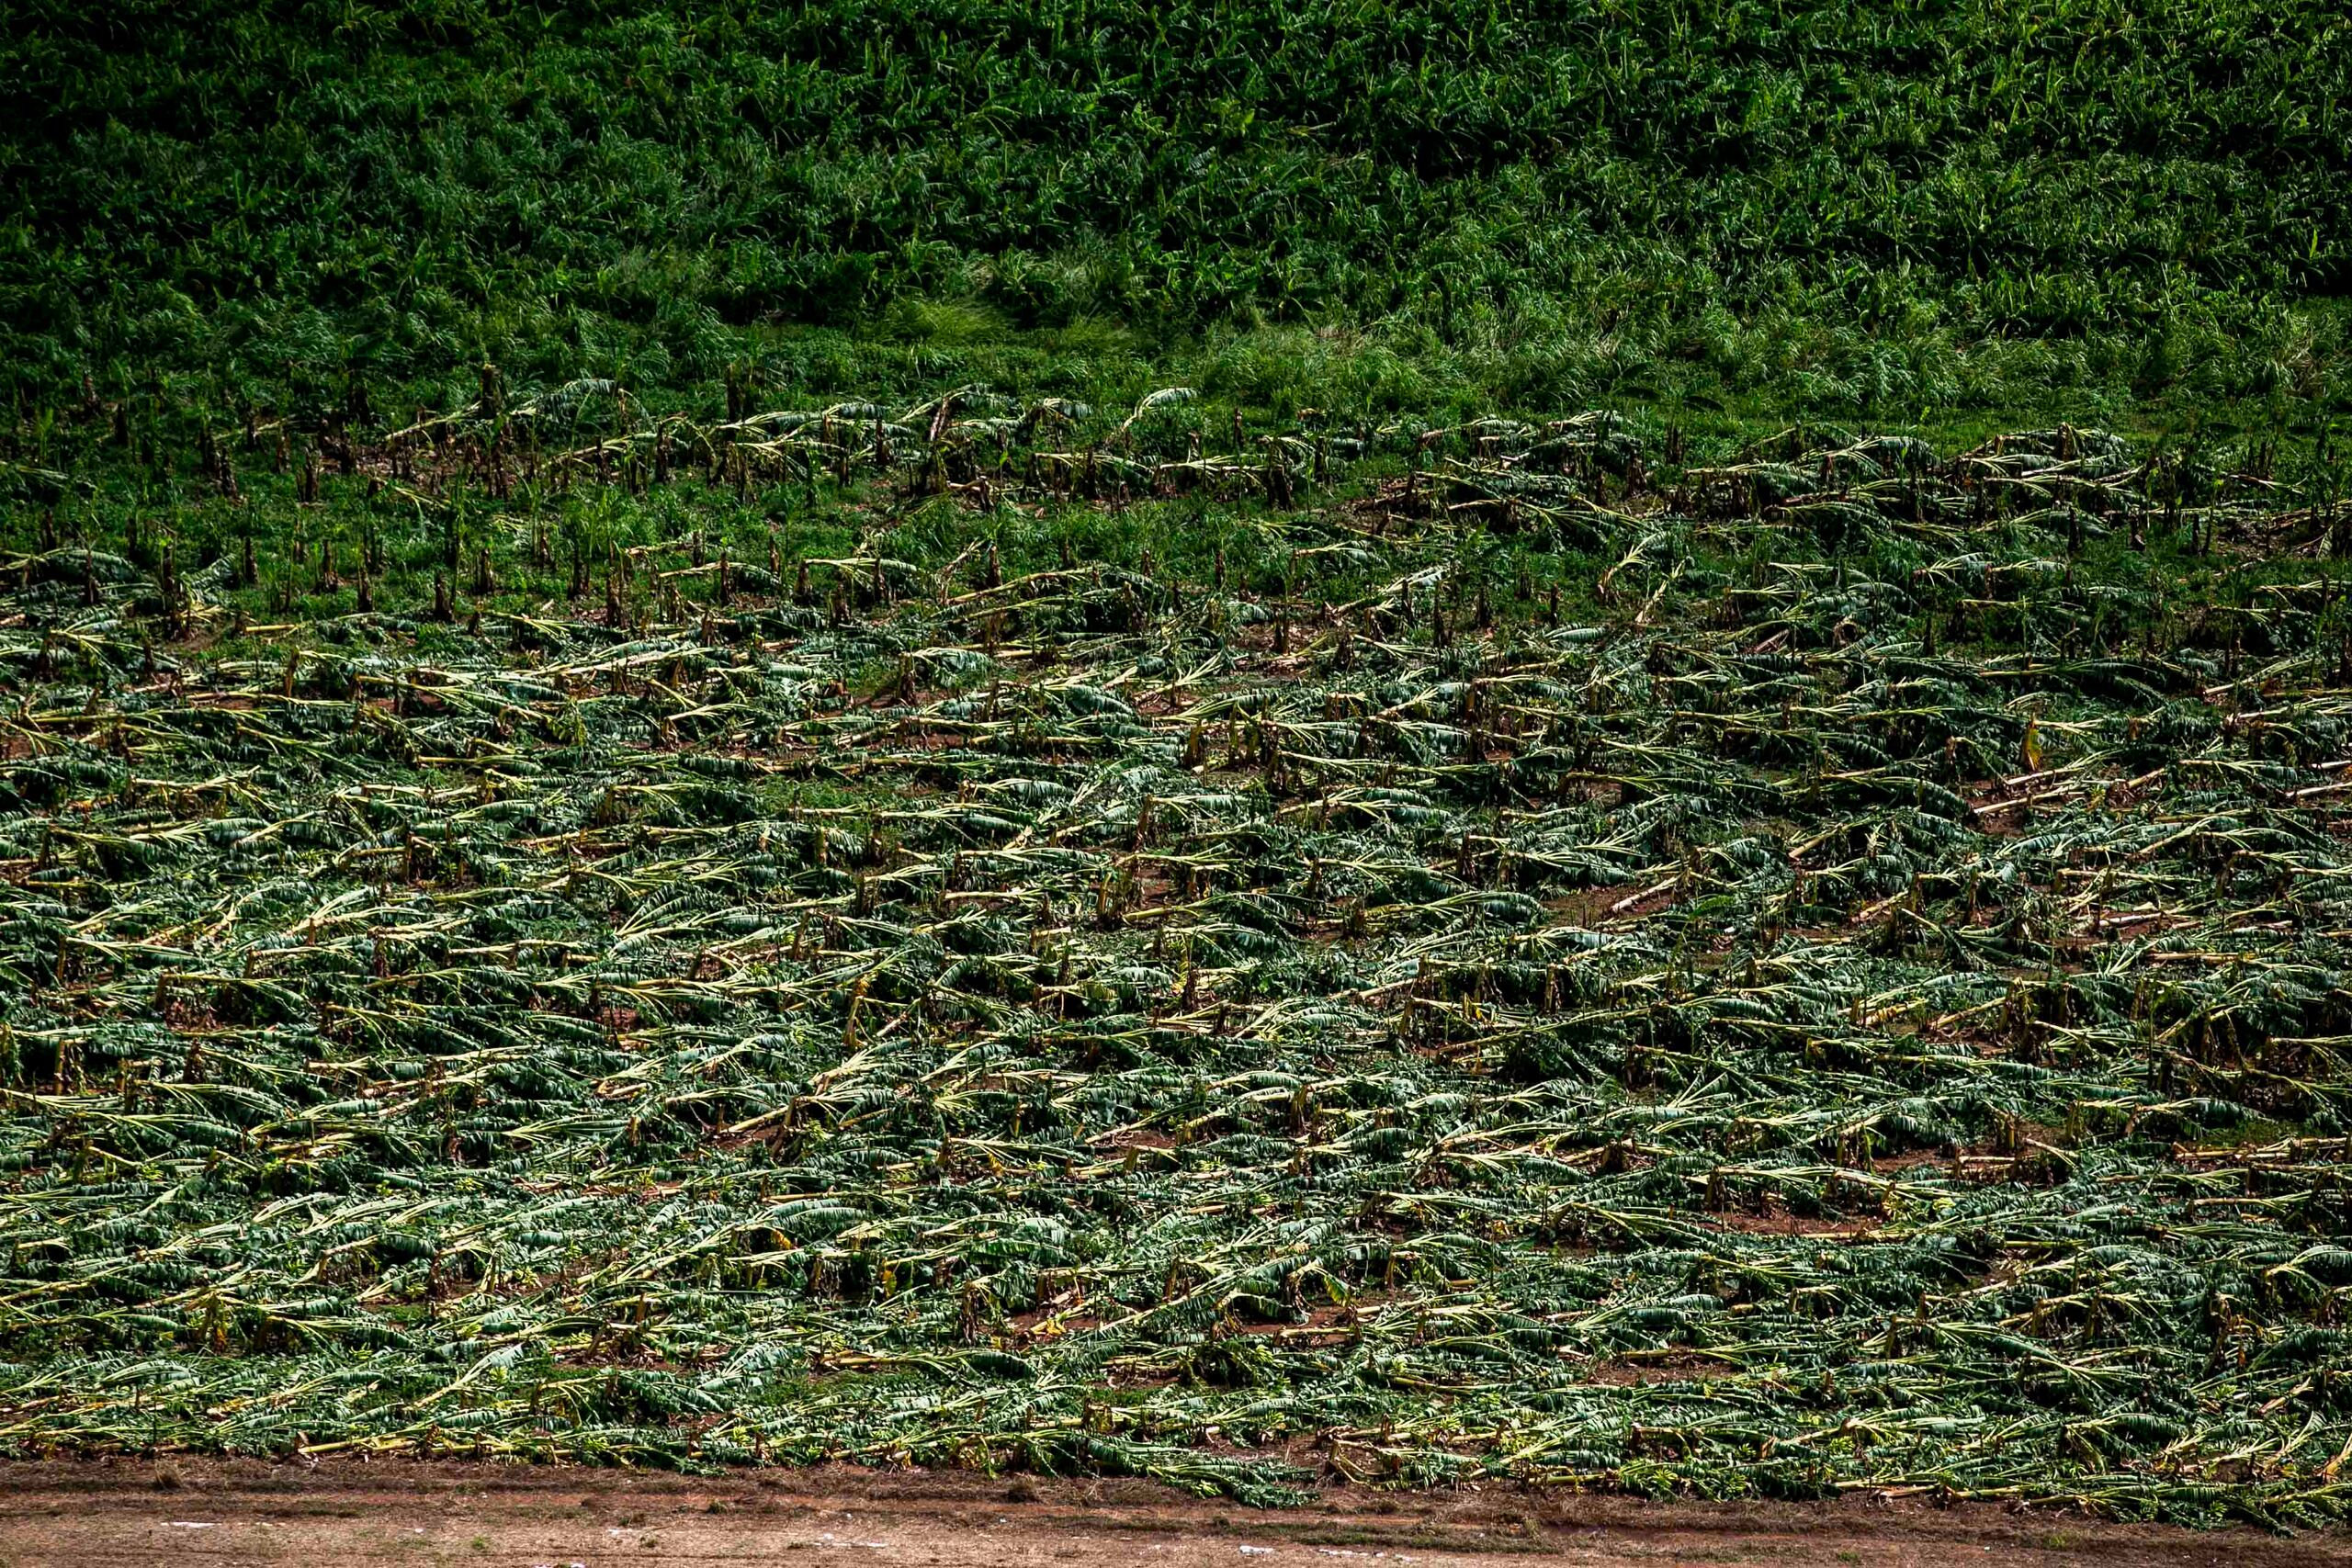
[5,0,2349,425]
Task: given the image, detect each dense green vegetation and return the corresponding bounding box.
[6,0,2350,426]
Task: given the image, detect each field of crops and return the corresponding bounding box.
[6,0,2352,1539]
[2,385,2351,1529]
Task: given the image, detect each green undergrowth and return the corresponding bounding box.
[5,0,2351,427]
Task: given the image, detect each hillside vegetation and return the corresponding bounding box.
[4,0,2349,425]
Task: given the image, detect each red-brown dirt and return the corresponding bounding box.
[0,1459,2345,1567]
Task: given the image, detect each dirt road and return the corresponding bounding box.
[0,1460,2344,1567]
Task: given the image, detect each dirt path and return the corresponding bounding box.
[0,1460,2343,1568]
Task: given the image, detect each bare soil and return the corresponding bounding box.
[0,1459,2346,1567]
